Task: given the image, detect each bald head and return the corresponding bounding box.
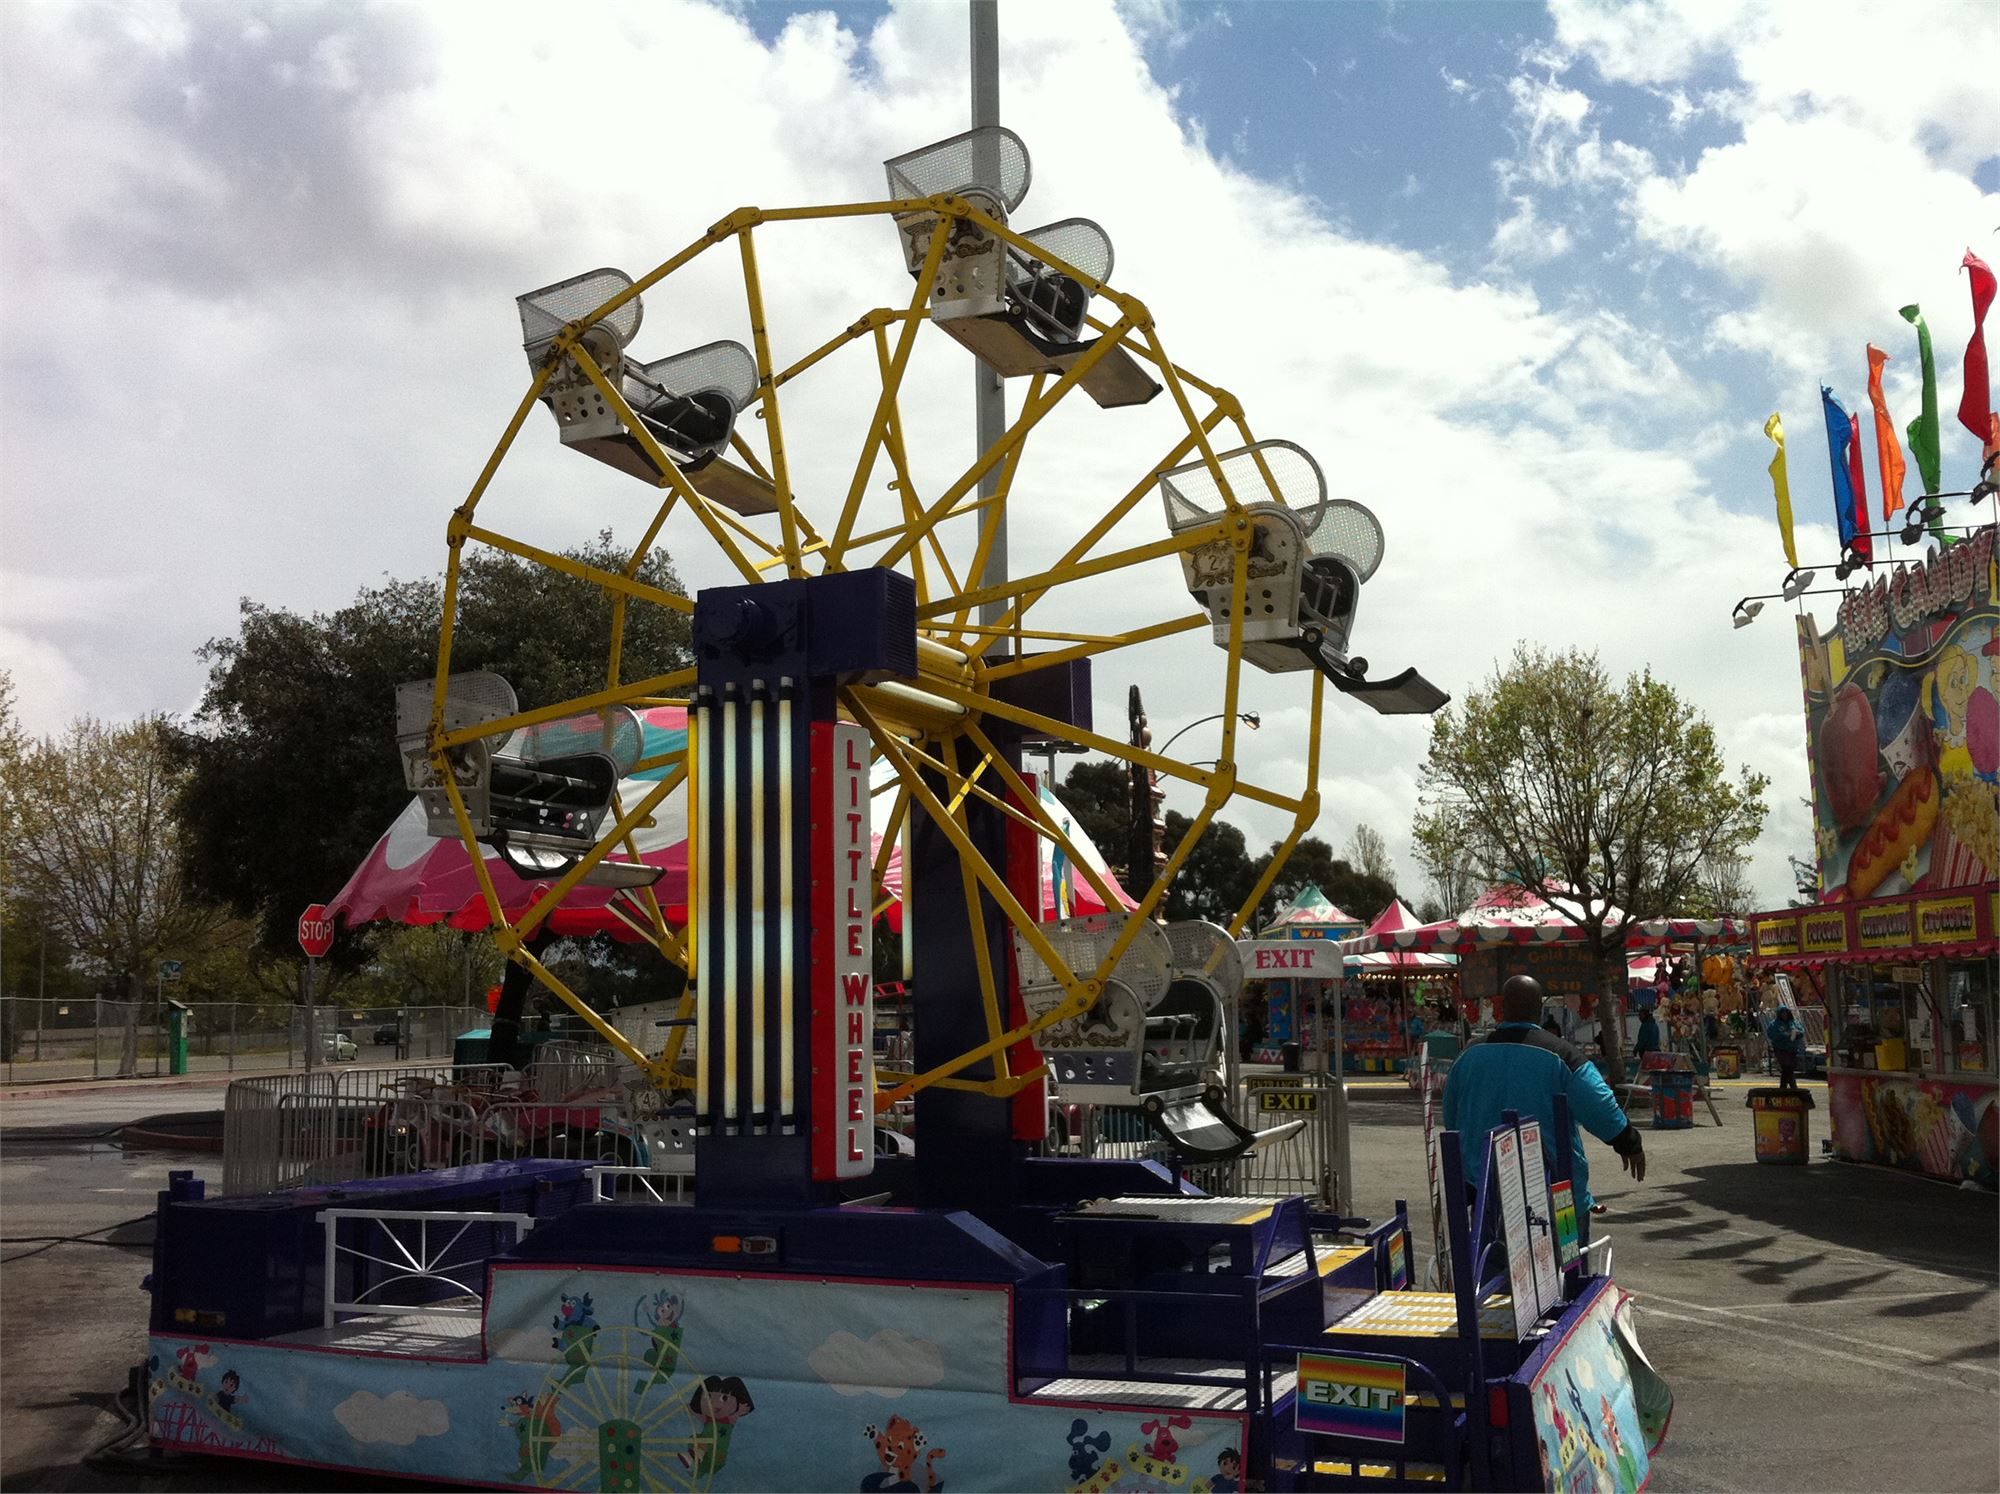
[1500,975,1545,1025]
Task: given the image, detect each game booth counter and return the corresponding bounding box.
[1741,520,1999,1190]
[1339,884,1747,1057]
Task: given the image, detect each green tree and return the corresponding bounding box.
[1057,759,1132,879]
[1249,835,1397,929]
[1346,823,1395,886]
[1410,807,1484,920]
[172,532,692,960]
[1413,645,1769,1083]
[1161,810,1258,926]
[10,717,229,1075]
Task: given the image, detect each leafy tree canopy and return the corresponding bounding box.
[1413,644,1768,1082]
[172,533,692,958]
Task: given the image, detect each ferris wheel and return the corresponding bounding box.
[397,125,1442,1122]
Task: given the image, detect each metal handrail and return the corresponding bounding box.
[318,1206,534,1329]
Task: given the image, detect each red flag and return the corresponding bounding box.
[1962,250,1996,443]
[1865,345,1907,520]
[1845,413,1870,565]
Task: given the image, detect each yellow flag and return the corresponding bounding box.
[1764,412,1798,568]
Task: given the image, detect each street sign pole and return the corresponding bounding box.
[155,965,163,1077]
[297,904,335,1074]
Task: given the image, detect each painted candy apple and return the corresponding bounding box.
[1819,682,1884,830]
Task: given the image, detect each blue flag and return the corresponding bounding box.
[1820,386,1860,555]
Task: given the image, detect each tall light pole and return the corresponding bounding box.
[971,0,1007,637]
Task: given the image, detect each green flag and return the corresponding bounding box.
[1899,304,1943,494]
[1899,303,1949,544]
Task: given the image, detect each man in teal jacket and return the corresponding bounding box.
[1444,975,1646,1220]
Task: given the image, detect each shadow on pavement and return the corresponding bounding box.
[1666,1158,1998,1284]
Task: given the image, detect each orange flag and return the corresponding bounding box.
[1865,344,1907,521]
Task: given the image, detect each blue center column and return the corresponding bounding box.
[688,569,915,1208]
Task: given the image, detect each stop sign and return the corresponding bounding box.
[297,903,335,959]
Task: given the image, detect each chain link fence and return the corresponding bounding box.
[0,998,490,1086]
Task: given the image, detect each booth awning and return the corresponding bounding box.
[1744,888,1997,967]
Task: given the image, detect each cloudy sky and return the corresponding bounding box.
[2,0,1996,912]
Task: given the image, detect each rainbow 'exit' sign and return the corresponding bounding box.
[1296,1351,1406,1443]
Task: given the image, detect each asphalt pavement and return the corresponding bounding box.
[2,1077,1995,1492]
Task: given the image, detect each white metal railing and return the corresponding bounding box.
[318,1207,535,1328]
[585,1165,693,1204]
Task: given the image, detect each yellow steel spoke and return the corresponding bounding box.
[737,225,804,577]
[515,768,685,940]
[567,343,766,586]
[981,613,1210,683]
[436,668,697,752]
[844,689,1084,1002]
[455,523,695,615]
[965,407,1233,660]
[939,738,1012,1057]
[828,218,953,564]
[949,370,1046,643]
[960,719,1120,914]
[876,316,1139,574]
[916,523,1227,623]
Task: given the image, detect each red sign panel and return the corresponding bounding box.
[297,903,335,959]
[810,723,874,1180]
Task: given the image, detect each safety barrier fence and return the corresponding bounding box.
[0,999,488,1086]
[1046,1071,1348,1208]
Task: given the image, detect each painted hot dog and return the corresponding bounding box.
[1845,766,1940,899]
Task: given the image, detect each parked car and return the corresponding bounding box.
[322,1032,358,1061]
[372,1021,400,1046]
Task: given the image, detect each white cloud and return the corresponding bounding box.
[1492,196,1574,264]
[333,1389,449,1446]
[0,0,1937,913]
[807,1329,945,1398]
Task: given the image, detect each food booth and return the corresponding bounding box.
[1744,521,1999,1189]
[1343,898,1458,1072]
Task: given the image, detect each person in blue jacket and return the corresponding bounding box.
[1766,1006,1805,1092]
[1443,975,1646,1230]
[1633,1008,1662,1064]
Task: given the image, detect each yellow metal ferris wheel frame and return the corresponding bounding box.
[414,191,1329,1104]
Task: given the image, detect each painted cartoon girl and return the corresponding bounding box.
[634,1287,686,1396]
[676,1375,755,1480]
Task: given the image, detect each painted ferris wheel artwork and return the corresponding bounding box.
[130,98,1657,1494]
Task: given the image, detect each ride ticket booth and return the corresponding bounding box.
[1242,884,1361,1065]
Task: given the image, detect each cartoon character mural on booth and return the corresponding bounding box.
[552,1293,599,1387]
[861,1414,946,1492]
[678,1375,755,1480]
[1800,530,1999,896]
[634,1287,686,1395]
[503,1392,562,1484]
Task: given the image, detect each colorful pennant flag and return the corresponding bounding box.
[1961,250,1995,444]
[1821,388,1870,568]
[1865,345,1907,521]
[1763,412,1798,568]
[1899,304,1943,495]
[1845,410,1869,560]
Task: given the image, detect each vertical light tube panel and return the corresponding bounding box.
[777,685,796,1126]
[690,701,707,1121]
[721,689,741,1128]
[748,687,768,1128]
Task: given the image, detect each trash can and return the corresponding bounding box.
[1746,1087,1814,1164]
[166,1000,190,1077]
[1281,1041,1302,1074]
[1712,1046,1741,1079]
[1649,1069,1695,1129]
